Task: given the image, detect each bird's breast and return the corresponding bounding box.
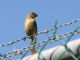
[25,19,35,31]
[25,19,36,36]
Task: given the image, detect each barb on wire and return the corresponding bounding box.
[0,36,27,48]
[0,28,79,59]
[0,19,80,49]
[20,49,30,60]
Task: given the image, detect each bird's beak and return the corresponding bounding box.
[35,14,38,17]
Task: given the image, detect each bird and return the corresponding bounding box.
[24,12,38,55]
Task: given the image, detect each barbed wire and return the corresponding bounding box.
[37,18,80,34]
[0,28,80,59]
[0,19,80,48]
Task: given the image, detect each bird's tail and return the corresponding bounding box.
[30,37,37,55]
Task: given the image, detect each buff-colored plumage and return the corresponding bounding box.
[25,12,38,55]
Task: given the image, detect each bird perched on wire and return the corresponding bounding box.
[25,12,38,55]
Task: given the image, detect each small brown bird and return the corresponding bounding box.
[25,12,38,55]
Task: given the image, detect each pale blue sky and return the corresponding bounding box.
[0,0,80,60]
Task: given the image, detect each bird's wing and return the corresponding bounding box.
[33,20,37,34]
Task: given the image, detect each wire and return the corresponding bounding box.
[0,28,80,59]
[0,19,80,48]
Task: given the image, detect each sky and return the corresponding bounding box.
[0,0,80,60]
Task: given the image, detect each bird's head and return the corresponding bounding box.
[27,12,38,19]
